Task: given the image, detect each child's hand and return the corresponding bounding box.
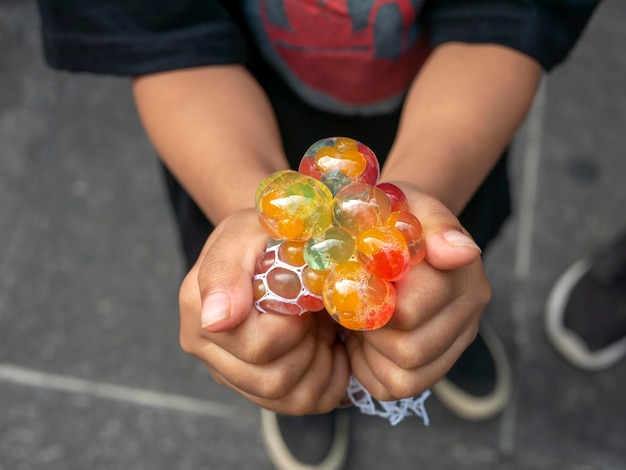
[178,209,350,414]
[345,187,490,400]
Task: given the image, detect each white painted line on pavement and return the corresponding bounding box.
[0,363,252,421]
[499,77,548,456]
[514,78,547,286]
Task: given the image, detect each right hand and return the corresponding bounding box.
[178,209,350,415]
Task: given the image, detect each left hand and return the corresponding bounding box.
[345,186,490,400]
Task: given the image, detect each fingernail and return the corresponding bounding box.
[201,292,231,328]
[443,231,482,253]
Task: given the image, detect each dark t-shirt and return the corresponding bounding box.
[37,1,598,111]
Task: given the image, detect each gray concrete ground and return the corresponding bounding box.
[1,1,625,469]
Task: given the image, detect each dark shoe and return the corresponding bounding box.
[260,408,349,470]
[432,319,512,420]
[544,233,626,370]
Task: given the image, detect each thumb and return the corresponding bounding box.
[196,209,268,333]
[410,194,482,271]
[424,229,482,270]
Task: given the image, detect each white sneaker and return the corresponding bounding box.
[544,233,626,370]
[260,408,350,470]
[432,319,512,421]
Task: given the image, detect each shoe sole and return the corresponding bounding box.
[544,258,626,370]
[432,319,512,421]
[260,408,350,470]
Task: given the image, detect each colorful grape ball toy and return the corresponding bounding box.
[252,137,432,425]
[253,136,426,331]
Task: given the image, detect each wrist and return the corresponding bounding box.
[380,153,479,216]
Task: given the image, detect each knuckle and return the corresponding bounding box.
[238,341,270,365]
[470,268,492,307]
[290,402,317,416]
[465,321,480,346]
[179,332,194,355]
[178,270,203,356]
[481,282,492,306]
[393,337,426,370]
[237,330,284,365]
[178,270,199,313]
[385,370,422,399]
[289,390,322,416]
[472,272,492,307]
[369,383,396,402]
[259,372,294,400]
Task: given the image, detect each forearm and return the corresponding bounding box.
[382,43,542,215]
[132,65,288,224]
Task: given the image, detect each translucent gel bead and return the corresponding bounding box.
[386,211,426,264]
[356,225,411,281]
[267,267,302,299]
[278,240,306,267]
[255,170,297,208]
[253,278,266,301]
[302,266,327,296]
[323,260,396,331]
[297,294,325,313]
[299,137,380,195]
[355,141,381,187]
[303,226,355,271]
[253,242,325,316]
[298,156,323,181]
[333,183,391,236]
[255,249,277,274]
[257,296,305,316]
[377,182,410,212]
[257,171,333,240]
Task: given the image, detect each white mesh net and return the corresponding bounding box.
[345,374,431,426]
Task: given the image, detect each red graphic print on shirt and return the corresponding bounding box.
[253,0,431,109]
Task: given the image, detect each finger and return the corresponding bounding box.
[384,260,456,331]
[355,290,478,370]
[387,256,489,331]
[425,230,482,271]
[348,320,479,400]
[206,307,339,366]
[210,339,350,415]
[196,209,269,332]
[199,327,320,399]
[206,311,315,365]
[180,259,312,365]
[406,190,483,271]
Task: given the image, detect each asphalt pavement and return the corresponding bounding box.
[1,1,625,469]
